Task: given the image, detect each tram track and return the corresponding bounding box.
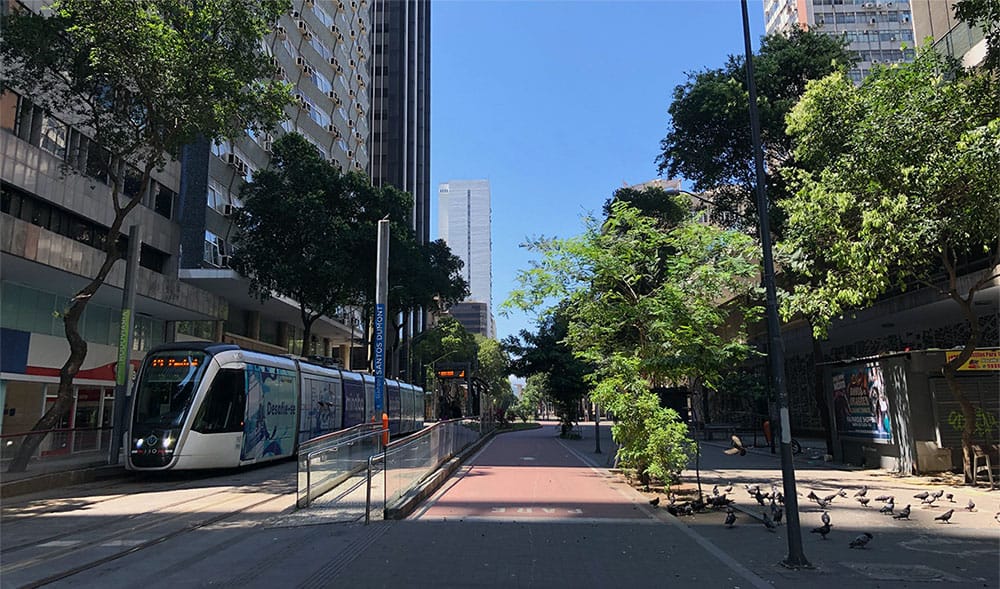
[5,487,296,589]
[0,485,244,554]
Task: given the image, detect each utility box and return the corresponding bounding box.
[915,441,953,473]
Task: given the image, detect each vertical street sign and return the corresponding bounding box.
[110,225,140,464]
[374,219,390,415]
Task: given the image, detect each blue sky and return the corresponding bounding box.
[430,0,765,341]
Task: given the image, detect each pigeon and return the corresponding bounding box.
[892,505,911,520]
[921,495,937,506]
[849,532,874,549]
[822,493,838,504]
[821,511,831,526]
[724,484,734,494]
[931,489,945,500]
[874,494,893,502]
[773,505,783,524]
[691,496,706,512]
[815,498,830,510]
[811,522,832,539]
[857,497,871,507]
[724,435,748,456]
[913,491,930,500]
[649,497,660,507]
[854,485,869,498]
[945,493,955,503]
[837,488,848,498]
[774,492,784,505]
[762,512,777,532]
[935,509,955,523]
[724,508,737,528]
[965,499,976,512]
[994,512,1000,524]
[879,501,895,514]
[754,488,767,506]
[807,490,819,502]
[712,485,720,496]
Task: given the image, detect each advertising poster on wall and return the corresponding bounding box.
[832,363,892,443]
[241,365,297,461]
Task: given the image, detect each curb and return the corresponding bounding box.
[0,463,128,499]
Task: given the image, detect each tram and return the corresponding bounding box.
[126,342,424,470]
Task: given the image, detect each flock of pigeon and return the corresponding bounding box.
[650,480,987,551]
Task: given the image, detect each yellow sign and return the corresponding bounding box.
[945,349,1000,371]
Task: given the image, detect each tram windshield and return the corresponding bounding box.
[133,351,208,428]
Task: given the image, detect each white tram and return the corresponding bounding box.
[126,343,424,470]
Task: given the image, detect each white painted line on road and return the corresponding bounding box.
[409,435,499,520]
[99,539,146,547]
[38,540,80,547]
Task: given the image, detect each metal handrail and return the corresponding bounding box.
[364,418,478,523]
[300,427,386,508]
[299,422,380,455]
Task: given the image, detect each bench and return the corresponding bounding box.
[700,423,737,441]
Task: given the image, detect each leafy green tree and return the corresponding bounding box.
[476,337,512,409]
[233,132,369,355]
[506,201,762,485]
[955,0,1000,71]
[502,306,593,435]
[513,375,547,422]
[656,26,855,232]
[1,0,290,473]
[781,48,1000,481]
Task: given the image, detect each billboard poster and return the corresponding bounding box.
[831,363,892,443]
[242,365,297,461]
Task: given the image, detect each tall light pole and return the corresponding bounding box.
[740,0,809,568]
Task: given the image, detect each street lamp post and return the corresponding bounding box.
[740,0,809,568]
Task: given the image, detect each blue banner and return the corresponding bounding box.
[374,303,385,414]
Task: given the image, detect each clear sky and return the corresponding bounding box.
[430,0,766,341]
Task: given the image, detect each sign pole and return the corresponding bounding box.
[109,224,140,465]
[374,219,390,417]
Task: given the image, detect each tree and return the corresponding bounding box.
[411,316,478,418]
[505,200,762,484]
[476,337,513,419]
[512,374,547,422]
[502,306,593,435]
[955,0,1000,71]
[1,0,291,473]
[656,26,855,232]
[233,132,368,356]
[781,48,1000,482]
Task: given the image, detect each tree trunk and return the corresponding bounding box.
[943,295,981,484]
[7,245,122,472]
[6,162,149,473]
[810,323,835,456]
[300,310,317,358]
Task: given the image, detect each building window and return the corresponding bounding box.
[203,230,227,267]
[153,182,174,219]
[1,90,20,133]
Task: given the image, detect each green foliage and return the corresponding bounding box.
[955,0,1000,71]
[656,26,855,232]
[502,306,593,431]
[594,356,694,488]
[780,48,1000,336]
[1,0,291,171]
[512,376,546,422]
[233,133,372,353]
[476,337,513,406]
[413,316,478,372]
[505,197,762,482]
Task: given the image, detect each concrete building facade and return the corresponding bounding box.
[0,0,425,455]
[763,0,917,83]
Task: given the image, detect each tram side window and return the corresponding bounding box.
[193,369,245,434]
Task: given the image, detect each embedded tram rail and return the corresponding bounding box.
[0,461,299,588]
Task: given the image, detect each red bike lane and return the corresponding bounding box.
[412,424,656,523]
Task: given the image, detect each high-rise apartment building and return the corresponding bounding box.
[763,0,916,83]
[1,0,425,446]
[437,179,493,338]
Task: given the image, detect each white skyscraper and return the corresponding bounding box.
[438,179,493,337]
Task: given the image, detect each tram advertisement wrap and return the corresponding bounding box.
[831,363,892,443]
[342,380,365,427]
[242,365,297,461]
